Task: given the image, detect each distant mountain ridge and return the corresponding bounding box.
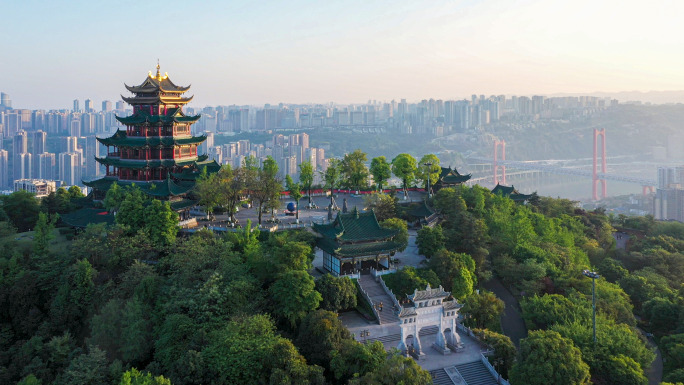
[547,90,684,104]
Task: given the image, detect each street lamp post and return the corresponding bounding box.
[583,270,600,344]
[424,162,433,199]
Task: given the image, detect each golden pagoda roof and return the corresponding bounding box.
[124,63,191,94]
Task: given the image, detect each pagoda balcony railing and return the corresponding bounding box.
[108,152,120,157]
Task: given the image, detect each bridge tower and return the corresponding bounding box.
[593,129,607,200]
[493,140,506,185]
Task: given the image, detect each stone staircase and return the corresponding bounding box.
[361,325,440,345]
[455,361,499,385]
[358,274,400,325]
[430,369,456,385]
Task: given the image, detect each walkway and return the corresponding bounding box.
[357,274,400,325]
[482,277,527,348]
[613,231,630,250]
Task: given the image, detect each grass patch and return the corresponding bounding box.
[1,229,70,255]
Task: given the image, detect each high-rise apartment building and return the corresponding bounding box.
[32,130,46,155]
[73,99,80,113]
[0,150,8,189]
[0,93,11,110]
[59,152,82,186]
[62,136,79,153]
[36,152,56,180]
[16,153,32,181]
[84,136,101,178]
[102,100,112,112]
[300,132,309,149]
[85,99,93,113]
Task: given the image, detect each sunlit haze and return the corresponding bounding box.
[3,0,684,109]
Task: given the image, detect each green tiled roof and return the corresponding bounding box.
[491,184,516,195]
[314,208,401,258]
[95,155,208,169]
[317,237,402,258]
[60,208,115,228]
[115,108,200,125]
[441,174,471,183]
[97,130,206,147]
[437,166,471,185]
[83,176,195,197]
[313,208,398,242]
[408,200,435,218]
[170,199,198,211]
[491,184,533,202]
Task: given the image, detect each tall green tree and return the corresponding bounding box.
[144,200,178,246]
[340,149,369,191]
[103,182,125,213]
[370,156,391,191]
[509,330,591,385]
[462,291,504,330]
[473,328,516,378]
[349,351,432,385]
[195,170,220,219]
[119,368,172,385]
[251,156,281,224]
[330,340,386,384]
[1,190,41,231]
[286,175,302,221]
[55,346,109,385]
[316,274,357,312]
[299,161,314,207]
[322,158,341,207]
[380,218,409,252]
[295,309,352,369]
[363,193,396,221]
[416,225,445,258]
[218,165,248,223]
[416,154,441,192]
[391,153,417,197]
[33,212,56,257]
[269,270,321,328]
[116,187,146,232]
[428,249,476,294]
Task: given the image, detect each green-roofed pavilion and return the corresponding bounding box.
[433,166,471,191]
[491,183,534,202]
[313,207,401,276]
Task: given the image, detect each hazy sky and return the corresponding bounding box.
[2,0,684,109]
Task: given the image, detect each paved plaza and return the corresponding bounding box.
[195,190,428,228]
[340,310,489,371]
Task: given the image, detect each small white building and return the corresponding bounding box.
[13,179,57,198]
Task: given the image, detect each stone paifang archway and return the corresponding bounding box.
[397,284,462,356]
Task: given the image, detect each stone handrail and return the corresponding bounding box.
[457,324,510,385]
[357,282,381,324]
[370,266,396,277]
[378,275,402,310]
[480,353,511,385]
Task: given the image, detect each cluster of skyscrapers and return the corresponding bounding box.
[0,89,613,194]
[0,94,128,192]
[195,95,614,136]
[654,166,684,221]
[203,132,327,181]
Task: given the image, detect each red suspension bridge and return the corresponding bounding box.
[468,129,656,200]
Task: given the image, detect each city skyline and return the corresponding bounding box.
[3,1,684,110]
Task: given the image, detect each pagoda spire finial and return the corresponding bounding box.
[156,59,162,81]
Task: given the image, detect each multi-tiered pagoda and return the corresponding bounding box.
[85,64,219,212]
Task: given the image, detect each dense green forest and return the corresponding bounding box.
[1,152,684,384]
